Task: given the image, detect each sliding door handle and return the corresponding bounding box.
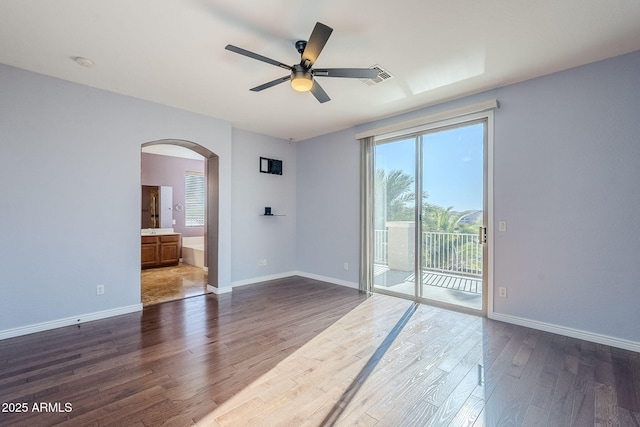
[479,226,487,244]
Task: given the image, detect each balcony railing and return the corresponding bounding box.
[374,229,389,264]
[374,229,482,277]
[423,231,482,276]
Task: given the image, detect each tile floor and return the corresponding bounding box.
[140,263,209,306]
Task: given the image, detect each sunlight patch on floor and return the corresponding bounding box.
[196,295,413,426]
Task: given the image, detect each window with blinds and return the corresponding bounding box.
[185,171,205,227]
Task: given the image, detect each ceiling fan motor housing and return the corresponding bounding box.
[291,64,313,92]
[295,40,307,55]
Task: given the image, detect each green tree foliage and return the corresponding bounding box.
[375,169,416,221]
[423,205,479,234]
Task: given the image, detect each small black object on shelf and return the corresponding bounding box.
[261,207,285,216]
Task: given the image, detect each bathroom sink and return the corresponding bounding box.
[141,228,175,236]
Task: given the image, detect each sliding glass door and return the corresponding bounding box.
[372,118,487,312]
[372,137,417,298]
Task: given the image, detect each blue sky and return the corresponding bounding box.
[375,122,484,212]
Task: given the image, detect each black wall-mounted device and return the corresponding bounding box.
[260,157,283,175]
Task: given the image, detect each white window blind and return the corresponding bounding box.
[185,171,205,227]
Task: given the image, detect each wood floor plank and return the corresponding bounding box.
[547,368,577,426]
[612,352,640,413]
[447,394,485,427]
[595,382,619,426]
[407,353,482,426]
[481,324,528,401]
[522,404,550,427]
[494,330,552,426]
[482,370,520,426]
[571,346,597,427]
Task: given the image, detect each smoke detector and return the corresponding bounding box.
[73,57,95,68]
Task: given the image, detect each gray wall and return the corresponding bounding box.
[491,51,640,342]
[231,129,297,283]
[0,64,233,332]
[296,127,361,286]
[296,50,640,344]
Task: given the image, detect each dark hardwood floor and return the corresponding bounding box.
[0,276,638,426]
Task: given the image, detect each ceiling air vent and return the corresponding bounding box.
[360,65,393,85]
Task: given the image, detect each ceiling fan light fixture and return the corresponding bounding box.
[291,75,313,92]
[290,66,313,92]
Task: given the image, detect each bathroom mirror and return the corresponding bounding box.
[141,185,173,228]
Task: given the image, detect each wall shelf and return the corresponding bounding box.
[261,207,284,216]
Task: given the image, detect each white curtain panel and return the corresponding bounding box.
[359,136,375,293]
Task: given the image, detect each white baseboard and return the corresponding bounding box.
[231,271,298,288]
[207,284,232,294]
[294,271,359,290]
[0,304,143,341]
[490,312,640,353]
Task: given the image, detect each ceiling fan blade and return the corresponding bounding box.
[313,68,380,79]
[301,22,333,68]
[250,75,291,92]
[310,81,330,103]
[225,45,292,71]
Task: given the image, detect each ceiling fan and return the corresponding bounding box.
[225,22,379,103]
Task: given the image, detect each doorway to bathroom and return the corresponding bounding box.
[140,140,219,306]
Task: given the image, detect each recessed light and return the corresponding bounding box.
[73,57,95,68]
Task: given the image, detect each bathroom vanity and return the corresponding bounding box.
[141,231,181,269]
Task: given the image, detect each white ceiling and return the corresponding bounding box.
[2,0,639,141]
[142,144,205,160]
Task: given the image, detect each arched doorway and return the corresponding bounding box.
[140,139,219,305]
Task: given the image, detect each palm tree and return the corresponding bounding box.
[375,169,416,221]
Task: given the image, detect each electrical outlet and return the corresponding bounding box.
[96,285,104,295]
[499,221,507,232]
[258,259,267,267]
[343,262,349,271]
[499,287,507,298]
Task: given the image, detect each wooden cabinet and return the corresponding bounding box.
[159,235,180,265]
[141,236,160,268]
[141,234,181,269]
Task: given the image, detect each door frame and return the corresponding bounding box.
[140,139,220,294]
